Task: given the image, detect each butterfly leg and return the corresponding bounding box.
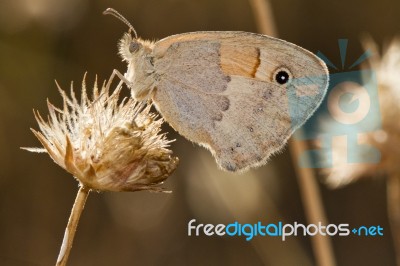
[106,69,134,92]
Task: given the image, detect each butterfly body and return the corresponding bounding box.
[119,31,329,172]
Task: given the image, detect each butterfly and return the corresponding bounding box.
[104,8,329,172]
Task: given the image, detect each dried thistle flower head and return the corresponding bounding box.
[317,37,400,187]
[24,74,178,192]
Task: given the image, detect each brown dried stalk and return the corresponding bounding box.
[56,186,89,266]
[248,0,336,265]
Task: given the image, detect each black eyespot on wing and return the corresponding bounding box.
[276,71,289,84]
[273,67,292,85]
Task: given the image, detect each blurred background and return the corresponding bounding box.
[1,0,400,265]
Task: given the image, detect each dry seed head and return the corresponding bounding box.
[24,73,178,192]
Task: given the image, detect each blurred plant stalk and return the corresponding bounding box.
[248,0,336,265]
[318,37,400,265]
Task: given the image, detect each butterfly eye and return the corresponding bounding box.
[129,41,140,53]
[273,67,292,85]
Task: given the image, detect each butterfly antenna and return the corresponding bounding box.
[103,8,138,39]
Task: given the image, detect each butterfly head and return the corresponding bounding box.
[118,33,141,61]
[104,8,156,100]
[118,32,154,60]
[103,8,155,61]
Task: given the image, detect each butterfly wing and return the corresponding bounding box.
[151,31,328,172]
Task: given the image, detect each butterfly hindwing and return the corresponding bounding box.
[148,31,328,171]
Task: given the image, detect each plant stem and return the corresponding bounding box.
[248,0,336,264]
[290,134,336,266]
[56,185,90,266]
[387,173,400,266]
[248,0,277,36]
